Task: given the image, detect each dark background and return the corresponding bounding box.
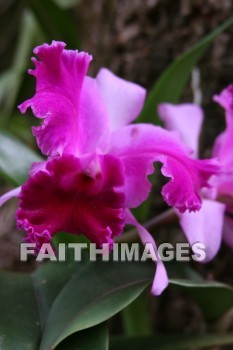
[0,0,233,344]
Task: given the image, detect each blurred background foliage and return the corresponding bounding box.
[0,0,233,349]
[1,0,233,147]
[0,0,79,144]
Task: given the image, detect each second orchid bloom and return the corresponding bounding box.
[158,85,233,263]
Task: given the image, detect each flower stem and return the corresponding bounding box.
[116,208,177,243]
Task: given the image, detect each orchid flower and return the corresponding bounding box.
[0,41,220,294]
[158,85,233,262]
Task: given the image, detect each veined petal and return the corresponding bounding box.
[125,210,168,295]
[110,124,219,211]
[158,103,203,158]
[78,76,110,154]
[96,68,146,131]
[16,154,125,249]
[18,41,109,157]
[213,86,233,197]
[177,199,225,262]
[0,187,21,207]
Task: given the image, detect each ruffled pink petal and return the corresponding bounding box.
[213,85,233,119]
[96,68,146,131]
[0,187,21,206]
[178,199,225,262]
[110,124,220,211]
[212,86,233,197]
[125,210,168,295]
[16,154,125,250]
[18,41,109,157]
[158,103,203,158]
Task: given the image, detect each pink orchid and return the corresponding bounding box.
[158,85,233,262]
[0,41,220,294]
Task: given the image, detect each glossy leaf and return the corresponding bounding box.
[168,262,233,322]
[0,259,80,350]
[139,17,233,124]
[31,259,80,324]
[110,333,233,350]
[0,270,40,350]
[170,279,233,322]
[0,131,42,185]
[1,257,233,350]
[39,260,154,350]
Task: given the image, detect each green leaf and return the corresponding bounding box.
[7,113,36,144]
[0,259,152,350]
[110,333,233,350]
[170,279,233,322]
[139,16,233,124]
[122,291,151,336]
[0,270,40,350]
[52,232,91,248]
[0,131,42,185]
[32,259,80,324]
[1,256,233,350]
[24,0,78,47]
[0,11,37,117]
[0,259,79,350]
[53,0,79,9]
[40,258,233,350]
[56,323,109,350]
[168,262,233,322]
[39,260,154,350]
